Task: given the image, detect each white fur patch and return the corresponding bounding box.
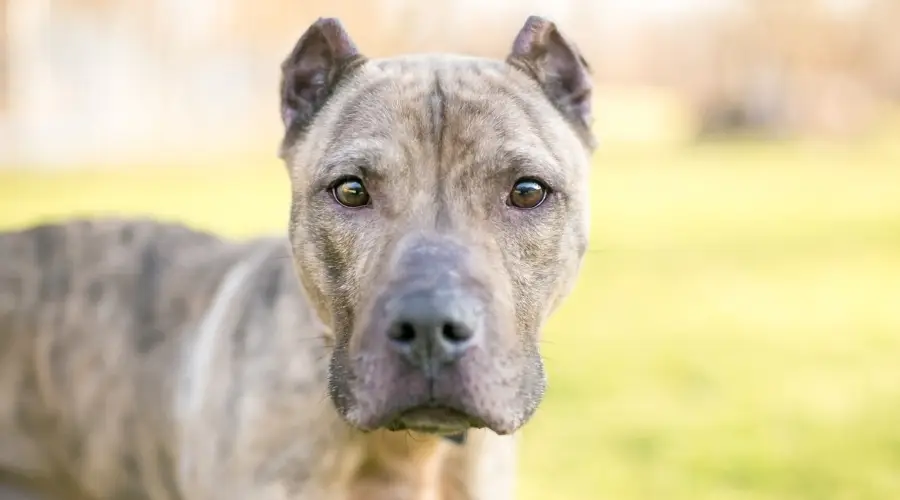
[174,245,274,489]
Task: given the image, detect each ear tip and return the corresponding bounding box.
[523,15,555,30]
[313,17,344,29]
[305,17,360,57]
[311,17,348,38]
[512,15,560,55]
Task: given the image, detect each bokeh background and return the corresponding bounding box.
[2,1,900,499]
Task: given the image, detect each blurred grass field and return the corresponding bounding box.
[1,141,900,500]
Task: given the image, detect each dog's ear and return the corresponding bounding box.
[280,18,365,133]
[507,16,593,131]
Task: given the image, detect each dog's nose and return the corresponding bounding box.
[386,294,479,368]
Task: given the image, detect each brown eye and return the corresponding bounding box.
[331,177,371,208]
[508,178,548,209]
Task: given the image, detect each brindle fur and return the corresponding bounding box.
[0,16,594,500]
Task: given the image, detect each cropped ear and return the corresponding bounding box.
[280,18,366,135]
[507,16,594,136]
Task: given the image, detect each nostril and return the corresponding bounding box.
[389,322,417,344]
[441,322,473,344]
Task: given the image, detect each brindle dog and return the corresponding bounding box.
[0,15,595,500]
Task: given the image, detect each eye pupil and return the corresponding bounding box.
[509,178,548,209]
[332,178,371,208]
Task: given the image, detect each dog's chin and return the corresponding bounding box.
[383,405,486,435]
[342,402,526,436]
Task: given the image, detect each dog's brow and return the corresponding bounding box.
[493,148,567,189]
[311,149,385,194]
[319,149,383,176]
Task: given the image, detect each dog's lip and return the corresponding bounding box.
[383,404,486,435]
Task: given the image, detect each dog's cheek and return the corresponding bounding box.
[540,196,590,319]
[289,197,358,333]
[463,211,556,427]
[310,223,358,330]
[288,202,332,324]
[499,205,569,339]
[300,208,367,420]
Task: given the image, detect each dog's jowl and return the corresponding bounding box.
[0,15,595,500]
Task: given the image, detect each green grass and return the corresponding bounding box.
[2,141,900,500]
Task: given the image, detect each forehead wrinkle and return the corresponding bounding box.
[497,69,593,169]
[489,77,566,170]
[317,69,432,180]
[430,75,446,155]
[453,69,544,143]
[440,70,562,177]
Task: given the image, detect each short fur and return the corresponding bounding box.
[0,16,594,500]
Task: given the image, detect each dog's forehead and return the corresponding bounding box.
[356,54,564,139]
[365,53,520,96]
[293,54,586,182]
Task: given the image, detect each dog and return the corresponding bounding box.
[0,15,595,500]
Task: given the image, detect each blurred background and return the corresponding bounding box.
[1,0,899,499]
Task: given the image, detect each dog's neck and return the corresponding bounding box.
[345,430,457,500]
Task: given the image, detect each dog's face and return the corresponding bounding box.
[279,16,594,435]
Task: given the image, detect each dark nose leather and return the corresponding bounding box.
[386,292,480,371]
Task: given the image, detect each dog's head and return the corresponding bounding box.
[279,16,594,436]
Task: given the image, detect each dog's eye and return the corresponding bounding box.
[331,177,371,208]
[508,178,548,209]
